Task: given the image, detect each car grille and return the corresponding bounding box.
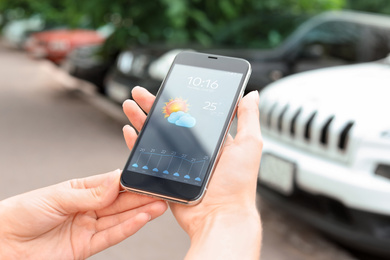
[259,100,356,163]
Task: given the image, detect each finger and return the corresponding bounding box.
[96,192,162,218]
[131,86,156,113]
[224,133,234,147]
[123,125,137,150]
[90,212,151,256]
[57,170,121,213]
[235,91,262,145]
[123,99,147,132]
[68,169,121,190]
[96,200,168,231]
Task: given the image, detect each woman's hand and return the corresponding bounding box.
[123,86,263,259]
[0,170,167,259]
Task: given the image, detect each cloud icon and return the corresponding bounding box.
[167,111,185,124]
[176,115,196,128]
[167,112,196,128]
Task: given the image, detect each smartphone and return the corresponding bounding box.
[120,51,251,204]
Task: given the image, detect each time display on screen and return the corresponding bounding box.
[187,77,219,89]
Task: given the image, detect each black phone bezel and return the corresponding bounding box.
[120,51,251,203]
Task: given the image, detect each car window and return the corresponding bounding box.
[360,27,390,61]
[300,21,361,61]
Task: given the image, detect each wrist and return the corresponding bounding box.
[185,206,262,260]
[190,206,260,238]
[187,202,260,237]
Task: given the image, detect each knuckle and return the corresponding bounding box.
[90,187,105,205]
[68,178,81,189]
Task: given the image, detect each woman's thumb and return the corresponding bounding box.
[55,170,120,214]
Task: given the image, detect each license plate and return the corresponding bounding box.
[259,153,295,195]
[106,81,130,103]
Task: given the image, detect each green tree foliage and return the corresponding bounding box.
[158,0,346,48]
[1,0,346,50]
[345,0,390,15]
[0,0,85,27]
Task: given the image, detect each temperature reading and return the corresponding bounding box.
[203,102,218,111]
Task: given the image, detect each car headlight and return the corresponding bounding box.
[375,164,390,180]
[131,54,149,76]
[117,51,134,74]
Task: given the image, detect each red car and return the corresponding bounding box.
[25,29,105,64]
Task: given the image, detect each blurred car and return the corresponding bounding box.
[62,44,118,94]
[105,48,185,103]
[104,10,390,104]
[24,27,110,64]
[2,15,45,48]
[258,56,390,257]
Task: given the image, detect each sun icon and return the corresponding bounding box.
[162,98,189,118]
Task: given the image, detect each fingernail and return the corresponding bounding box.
[248,90,259,102]
[147,213,152,221]
[123,125,130,132]
[122,99,131,108]
[132,86,141,94]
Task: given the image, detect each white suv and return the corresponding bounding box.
[258,57,390,257]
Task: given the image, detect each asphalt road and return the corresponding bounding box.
[0,42,360,260]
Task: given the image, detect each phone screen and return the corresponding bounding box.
[126,63,244,186]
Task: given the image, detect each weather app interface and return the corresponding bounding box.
[127,64,243,186]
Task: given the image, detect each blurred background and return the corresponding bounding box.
[1,0,390,259]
